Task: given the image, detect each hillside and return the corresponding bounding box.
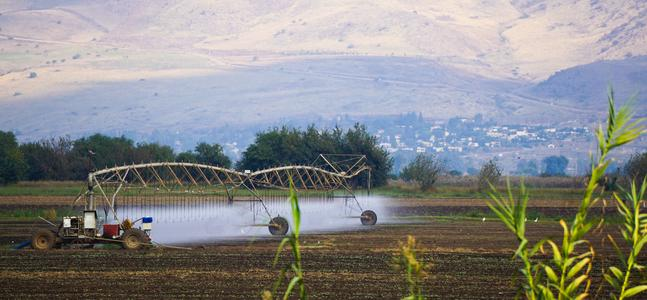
[0,0,646,143]
[1,0,646,79]
[529,56,647,109]
[0,56,576,139]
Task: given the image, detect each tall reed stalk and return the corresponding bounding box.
[487,90,646,299]
[604,178,647,299]
[263,179,307,300]
[395,235,428,300]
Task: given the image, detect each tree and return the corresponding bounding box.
[237,124,392,187]
[133,143,175,163]
[541,155,568,176]
[341,124,393,187]
[175,143,231,168]
[515,159,538,176]
[237,126,312,171]
[448,170,462,176]
[70,134,137,178]
[624,151,646,182]
[20,137,73,180]
[400,154,444,190]
[194,143,232,168]
[466,167,479,176]
[175,151,197,163]
[478,159,502,191]
[0,131,27,184]
[3,132,233,181]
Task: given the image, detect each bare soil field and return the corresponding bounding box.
[0,220,548,298]
[0,196,633,299]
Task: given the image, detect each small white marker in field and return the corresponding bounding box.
[482,217,485,222]
[534,217,539,223]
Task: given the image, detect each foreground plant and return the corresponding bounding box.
[604,178,647,299]
[394,235,428,300]
[486,179,538,298]
[487,90,645,299]
[263,180,307,300]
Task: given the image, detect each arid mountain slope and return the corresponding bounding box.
[2,0,646,79]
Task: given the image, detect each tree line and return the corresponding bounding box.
[1,127,644,188]
[0,132,231,182]
[0,124,392,187]
[398,152,646,191]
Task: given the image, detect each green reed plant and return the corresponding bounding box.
[487,90,645,300]
[394,235,428,300]
[486,178,540,298]
[263,179,307,300]
[604,178,647,299]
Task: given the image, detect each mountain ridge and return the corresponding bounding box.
[2,0,646,79]
[0,1,645,143]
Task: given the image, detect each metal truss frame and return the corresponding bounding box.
[75,155,371,224]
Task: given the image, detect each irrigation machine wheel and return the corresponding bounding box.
[121,229,149,250]
[269,216,289,236]
[31,229,56,250]
[360,210,377,226]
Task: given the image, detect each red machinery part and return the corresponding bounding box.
[102,224,120,238]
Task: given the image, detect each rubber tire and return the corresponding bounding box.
[32,229,56,250]
[361,210,377,226]
[269,217,289,236]
[121,229,149,250]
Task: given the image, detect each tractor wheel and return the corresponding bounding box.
[269,217,289,236]
[121,229,149,250]
[31,229,56,250]
[360,210,377,226]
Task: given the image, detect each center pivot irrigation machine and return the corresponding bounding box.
[31,154,377,250]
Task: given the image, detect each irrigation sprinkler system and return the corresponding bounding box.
[31,154,377,250]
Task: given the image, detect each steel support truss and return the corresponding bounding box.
[73,155,372,226]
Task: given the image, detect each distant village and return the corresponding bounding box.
[366,113,597,175]
[374,114,590,155]
[123,112,643,176]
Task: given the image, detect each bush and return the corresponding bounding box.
[477,159,502,191]
[400,154,444,191]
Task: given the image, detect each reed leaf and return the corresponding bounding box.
[605,178,647,299]
[263,179,307,300]
[486,88,644,300]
